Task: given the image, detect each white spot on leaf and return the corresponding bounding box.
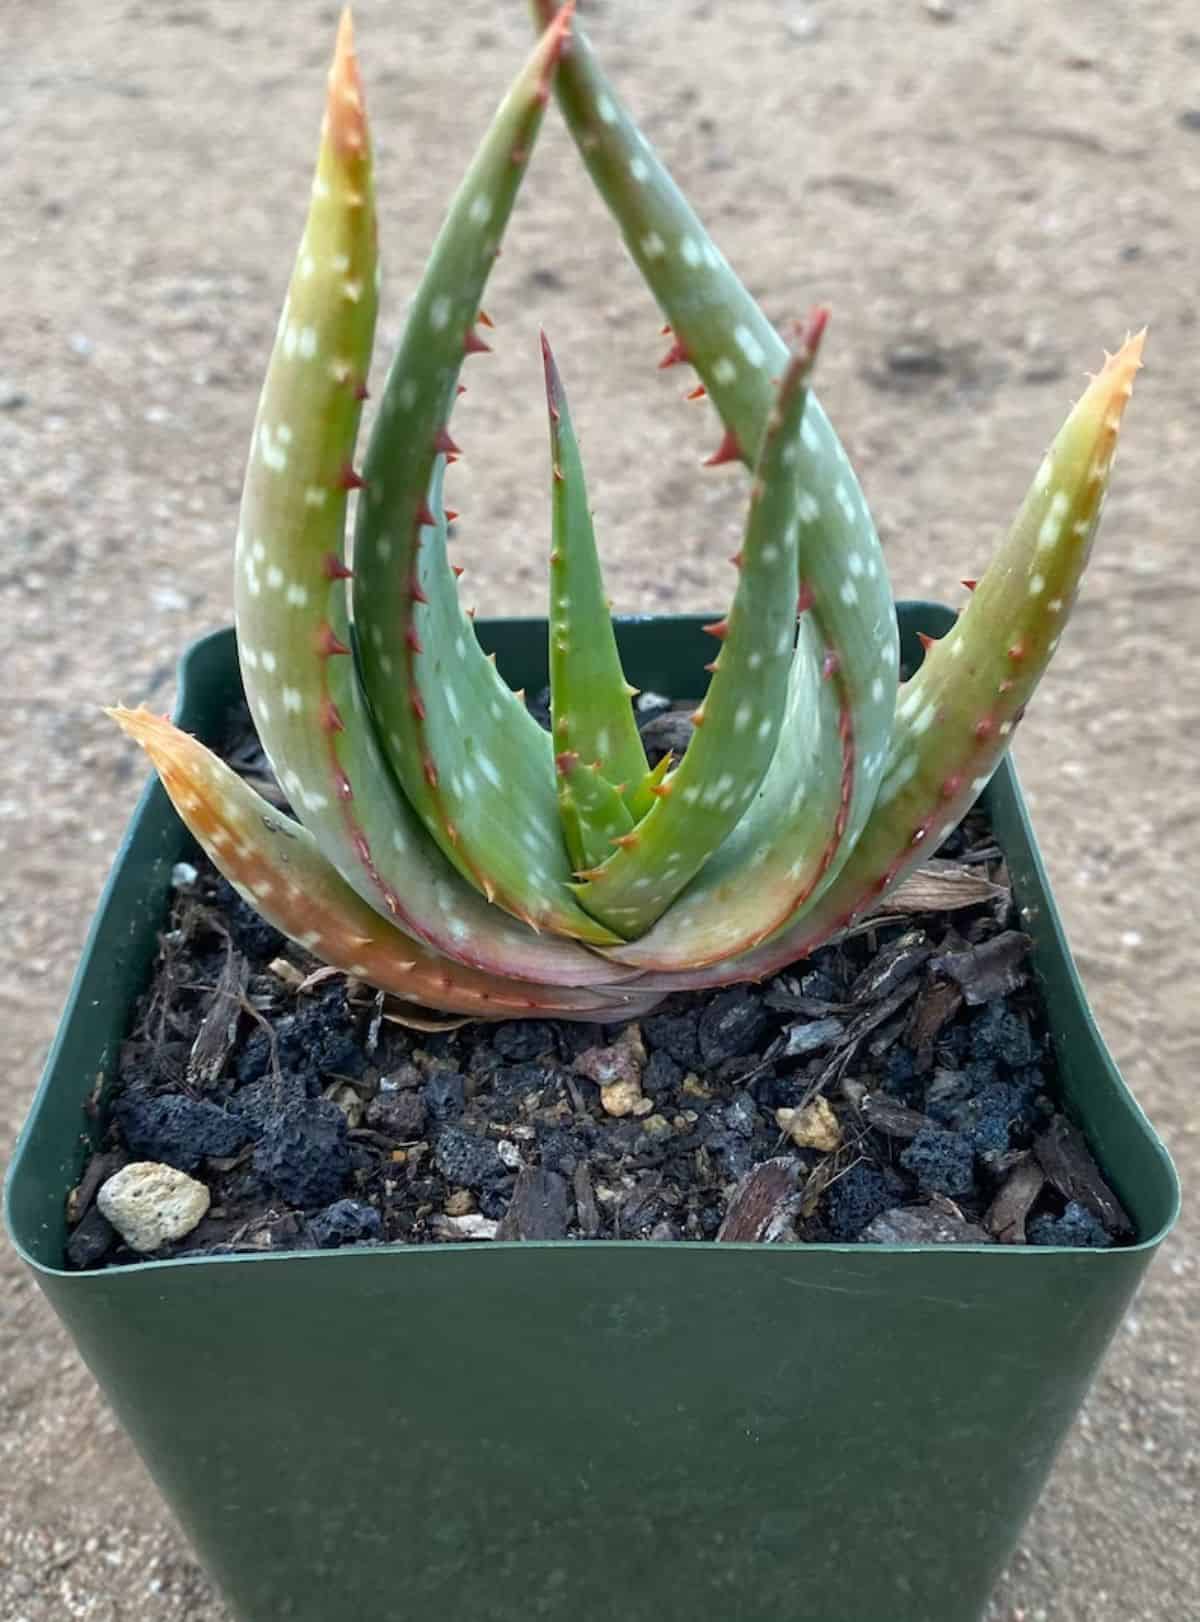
[734,325,766,369]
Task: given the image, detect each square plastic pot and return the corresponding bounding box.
[6,606,1180,1622]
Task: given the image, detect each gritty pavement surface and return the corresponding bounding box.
[2,2,1196,1617]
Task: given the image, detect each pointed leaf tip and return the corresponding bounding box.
[795,304,830,358]
[328,8,368,162]
[1088,327,1146,416]
[540,328,562,405]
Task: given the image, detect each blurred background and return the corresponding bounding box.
[2,1,1196,1617]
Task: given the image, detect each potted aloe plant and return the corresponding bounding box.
[5,8,1179,1622]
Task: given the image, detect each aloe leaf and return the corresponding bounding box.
[230,12,623,989]
[635,334,1145,990]
[555,750,634,874]
[529,3,840,467]
[602,311,899,969]
[351,7,617,947]
[573,320,828,936]
[526,7,898,961]
[634,752,673,805]
[542,333,651,818]
[107,709,650,1020]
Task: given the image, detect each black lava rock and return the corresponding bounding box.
[433,1125,506,1190]
[365,1088,427,1140]
[969,1114,1012,1156]
[538,1127,582,1175]
[492,1022,555,1062]
[235,985,364,1086]
[960,1080,1040,1156]
[825,1165,890,1241]
[422,1071,467,1123]
[643,1009,703,1071]
[115,1091,251,1172]
[1028,1201,1112,1249]
[963,1057,1002,1095]
[1011,1065,1049,1105]
[698,988,770,1065]
[308,1199,382,1249]
[638,707,695,765]
[229,1070,309,1136]
[253,1098,351,1207]
[970,1003,1036,1069]
[642,1050,683,1098]
[883,1045,918,1097]
[899,1128,977,1200]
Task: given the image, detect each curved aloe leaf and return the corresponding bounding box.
[530,3,841,466]
[233,7,380,902]
[632,334,1145,990]
[542,333,651,822]
[108,709,651,1021]
[352,6,618,946]
[229,11,623,989]
[526,6,898,962]
[573,318,827,936]
[602,311,900,970]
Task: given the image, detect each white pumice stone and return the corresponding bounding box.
[97,1162,211,1253]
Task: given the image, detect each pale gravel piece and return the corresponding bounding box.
[1,2,1196,1620]
[776,1096,843,1152]
[96,1163,211,1253]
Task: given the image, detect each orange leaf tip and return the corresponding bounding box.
[327,9,369,163]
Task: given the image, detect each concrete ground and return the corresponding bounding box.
[1,1,1195,1616]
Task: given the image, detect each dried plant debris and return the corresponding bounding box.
[66,732,1135,1266]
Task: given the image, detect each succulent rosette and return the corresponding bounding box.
[112,5,1143,1019]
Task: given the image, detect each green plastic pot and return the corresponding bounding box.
[6,606,1180,1622]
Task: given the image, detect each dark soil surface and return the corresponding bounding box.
[66,697,1132,1269]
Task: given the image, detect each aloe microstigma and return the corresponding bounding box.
[111,7,1144,1018]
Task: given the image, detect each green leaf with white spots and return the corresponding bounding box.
[351,11,618,946]
[231,13,624,990]
[401,462,622,945]
[233,11,388,923]
[573,324,828,937]
[603,314,900,973]
[526,7,899,963]
[529,3,854,467]
[603,609,840,970]
[556,750,634,874]
[628,334,1146,991]
[542,332,651,818]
